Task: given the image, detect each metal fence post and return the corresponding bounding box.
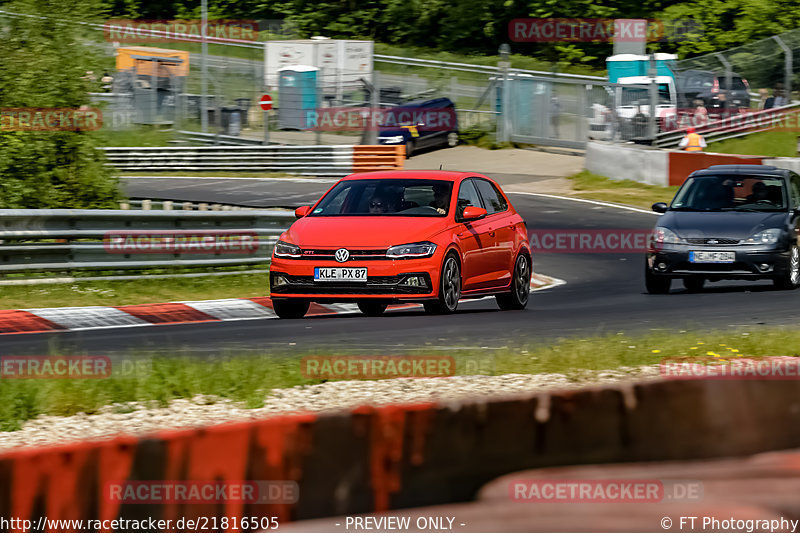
[498,44,511,144]
[773,36,793,103]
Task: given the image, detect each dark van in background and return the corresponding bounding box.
[377,97,459,158]
[676,69,751,110]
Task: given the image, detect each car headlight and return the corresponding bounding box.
[743,228,782,245]
[652,227,683,245]
[380,135,405,143]
[386,241,437,259]
[274,240,302,258]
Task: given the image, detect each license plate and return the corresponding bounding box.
[689,251,735,263]
[314,267,367,281]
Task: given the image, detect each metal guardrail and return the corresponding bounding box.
[374,54,607,81]
[654,103,800,148]
[176,130,272,147]
[99,145,355,176]
[0,209,294,280]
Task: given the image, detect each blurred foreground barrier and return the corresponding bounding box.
[1,378,800,525]
[100,145,404,176]
[0,209,294,281]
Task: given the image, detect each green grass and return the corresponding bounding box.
[567,170,678,209]
[709,130,800,157]
[95,127,176,147]
[118,171,298,178]
[1,327,797,432]
[0,272,269,309]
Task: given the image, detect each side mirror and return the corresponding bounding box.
[461,206,487,221]
[652,202,668,214]
[295,205,311,218]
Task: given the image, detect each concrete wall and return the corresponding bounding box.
[3,376,800,526]
[764,158,800,173]
[585,142,668,186]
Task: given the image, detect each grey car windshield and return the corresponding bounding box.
[671,175,787,211]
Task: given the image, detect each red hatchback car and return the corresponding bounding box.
[269,170,531,318]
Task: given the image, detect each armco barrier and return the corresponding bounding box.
[2,378,800,524]
[100,145,404,176]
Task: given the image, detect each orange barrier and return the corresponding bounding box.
[3,378,800,527]
[667,152,763,186]
[352,145,405,173]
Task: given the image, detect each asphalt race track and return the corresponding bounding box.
[4,191,800,356]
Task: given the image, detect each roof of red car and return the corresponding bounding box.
[342,170,477,181]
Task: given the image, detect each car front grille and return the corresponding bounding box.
[298,249,389,261]
[685,238,741,245]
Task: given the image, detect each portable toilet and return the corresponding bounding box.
[654,53,678,79]
[278,65,319,130]
[606,54,649,83]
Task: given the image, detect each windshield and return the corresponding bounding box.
[621,85,672,106]
[309,179,453,216]
[671,175,787,211]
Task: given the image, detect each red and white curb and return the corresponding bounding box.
[0,273,564,335]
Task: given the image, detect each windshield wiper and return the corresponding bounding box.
[718,207,780,213]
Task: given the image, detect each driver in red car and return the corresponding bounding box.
[430,183,450,214]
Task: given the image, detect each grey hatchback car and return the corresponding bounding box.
[646,165,800,293]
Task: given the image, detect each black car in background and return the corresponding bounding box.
[377,97,459,158]
[676,69,751,110]
[646,165,800,293]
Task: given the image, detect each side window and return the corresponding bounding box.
[791,175,800,208]
[456,179,483,220]
[474,179,508,214]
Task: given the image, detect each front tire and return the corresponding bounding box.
[497,253,531,310]
[774,245,800,290]
[272,299,309,319]
[357,301,388,316]
[424,254,461,314]
[645,261,671,294]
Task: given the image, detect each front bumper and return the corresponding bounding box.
[269,257,439,301]
[647,244,791,279]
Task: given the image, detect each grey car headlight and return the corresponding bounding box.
[386,241,437,259]
[652,227,683,245]
[743,228,782,245]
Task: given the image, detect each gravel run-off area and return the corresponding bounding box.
[0,366,665,453]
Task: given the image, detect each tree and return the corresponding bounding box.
[0,0,120,208]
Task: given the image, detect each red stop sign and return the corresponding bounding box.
[259,94,273,111]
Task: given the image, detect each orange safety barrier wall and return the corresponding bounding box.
[352,145,405,173]
[667,152,764,186]
[2,379,800,528]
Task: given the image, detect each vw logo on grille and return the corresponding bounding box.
[334,248,350,263]
[708,239,719,244]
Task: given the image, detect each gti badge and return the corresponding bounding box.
[335,248,350,263]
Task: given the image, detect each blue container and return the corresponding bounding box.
[278,66,319,130]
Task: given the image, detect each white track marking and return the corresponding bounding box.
[23,307,151,331]
[506,191,659,215]
[179,299,277,320]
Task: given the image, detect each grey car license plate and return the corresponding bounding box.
[689,251,735,263]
